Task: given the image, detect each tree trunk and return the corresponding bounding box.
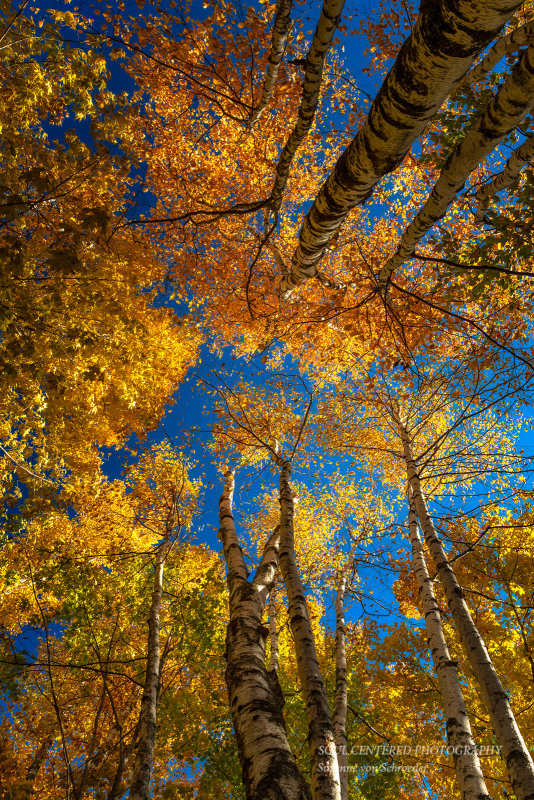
[26,735,52,783]
[129,539,168,800]
[278,460,341,800]
[398,420,534,800]
[15,735,53,799]
[271,0,346,209]
[332,542,356,800]
[474,133,534,220]
[249,0,293,127]
[378,43,534,288]
[269,585,280,672]
[283,0,522,293]
[462,19,534,89]
[407,493,491,800]
[107,715,141,800]
[219,471,311,800]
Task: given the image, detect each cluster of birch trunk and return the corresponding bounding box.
[203,2,534,793]
[216,401,534,800]
[217,0,534,796]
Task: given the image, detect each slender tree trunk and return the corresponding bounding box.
[407,493,491,800]
[332,543,356,800]
[378,43,534,288]
[219,472,311,800]
[16,735,53,799]
[249,0,293,127]
[270,0,345,209]
[398,420,534,800]
[284,0,522,293]
[278,460,341,800]
[79,695,139,800]
[26,735,52,783]
[474,133,534,220]
[462,19,534,88]
[78,684,108,797]
[129,539,169,800]
[107,711,142,800]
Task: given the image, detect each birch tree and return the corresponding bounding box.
[332,539,357,800]
[124,448,200,800]
[284,0,523,293]
[397,417,534,800]
[218,469,311,800]
[248,0,294,127]
[406,494,491,800]
[377,42,534,289]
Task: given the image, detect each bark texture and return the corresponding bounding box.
[25,736,52,784]
[398,421,534,800]
[219,472,311,800]
[270,0,346,208]
[278,461,341,800]
[14,736,53,800]
[129,539,168,800]
[407,495,491,800]
[378,43,534,288]
[475,133,534,220]
[269,586,280,672]
[462,19,534,87]
[332,543,356,800]
[249,0,293,127]
[283,0,522,294]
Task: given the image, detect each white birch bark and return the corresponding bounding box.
[249,0,293,127]
[278,460,341,800]
[462,20,534,88]
[219,472,311,800]
[269,586,280,672]
[25,735,52,784]
[332,543,356,800]
[407,494,491,800]
[474,133,534,220]
[129,538,169,800]
[15,735,53,799]
[377,43,534,289]
[398,421,534,800]
[270,0,346,209]
[283,0,522,294]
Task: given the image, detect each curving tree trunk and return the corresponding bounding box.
[398,419,534,800]
[269,584,280,672]
[278,460,341,800]
[283,0,522,294]
[219,471,311,800]
[407,493,491,800]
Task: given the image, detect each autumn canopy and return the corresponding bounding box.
[2,0,534,799]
